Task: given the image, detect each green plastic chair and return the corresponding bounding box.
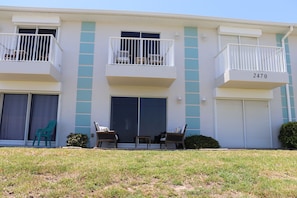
[33,120,57,147]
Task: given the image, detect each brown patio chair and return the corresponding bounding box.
[160,124,187,149]
[94,121,118,148]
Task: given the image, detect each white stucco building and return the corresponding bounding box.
[0,6,296,148]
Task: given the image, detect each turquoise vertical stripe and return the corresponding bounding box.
[77,90,92,101]
[78,67,93,77]
[184,26,200,136]
[276,34,296,122]
[80,32,95,42]
[75,21,96,141]
[81,22,96,31]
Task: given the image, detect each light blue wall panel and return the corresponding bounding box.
[77,78,93,89]
[76,102,92,113]
[186,106,200,117]
[186,93,200,105]
[276,34,296,122]
[184,37,198,47]
[81,22,96,31]
[80,43,95,54]
[185,70,199,81]
[75,114,91,126]
[185,48,198,59]
[75,127,91,134]
[75,21,96,139]
[77,90,92,101]
[78,67,93,77]
[79,54,94,65]
[184,26,200,135]
[184,27,198,37]
[80,32,95,43]
[185,82,199,92]
[185,59,199,70]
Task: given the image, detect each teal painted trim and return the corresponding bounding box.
[81,22,96,32]
[185,59,199,70]
[80,32,95,43]
[76,102,92,113]
[77,78,93,89]
[185,48,198,59]
[185,70,199,81]
[75,114,91,126]
[185,82,199,92]
[80,43,95,54]
[75,127,91,135]
[186,129,200,136]
[184,26,200,133]
[79,54,94,65]
[75,21,96,138]
[184,37,198,47]
[276,34,296,122]
[186,105,200,117]
[281,96,287,106]
[291,109,296,120]
[184,27,198,37]
[77,90,92,101]
[186,117,200,129]
[280,86,286,95]
[78,67,93,77]
[186,93,200,105]
[290,96,295,107]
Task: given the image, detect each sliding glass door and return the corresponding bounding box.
[110,97,138,143]
[0,94,58,143]
[110,97,166,143]
[28,95,58,140]
[0,94,28,140]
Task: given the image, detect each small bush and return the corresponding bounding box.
[66,133,88,148]
[278,122,297,149]
[185,135,220,149]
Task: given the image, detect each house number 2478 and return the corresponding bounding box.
[253,73,267,79]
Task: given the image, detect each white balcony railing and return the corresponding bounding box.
[215,43,286,77]
[108,37,174,66]
[0,33,62,69]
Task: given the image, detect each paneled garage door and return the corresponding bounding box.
[216,100,271,148]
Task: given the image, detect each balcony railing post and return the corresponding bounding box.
[226,44,230,72]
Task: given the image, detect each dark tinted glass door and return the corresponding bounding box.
[110,97,166,143]
[110,97,138,143]
[0,94,28,140]
[28,94,58,140]
[139,98,166,137]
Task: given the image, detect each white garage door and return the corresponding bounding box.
[216,100,271,148]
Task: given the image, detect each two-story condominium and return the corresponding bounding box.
[0,6,296,149]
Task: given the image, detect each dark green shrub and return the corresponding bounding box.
[66,133,88,148]
[185,135,220,149]
[278,122,297,149]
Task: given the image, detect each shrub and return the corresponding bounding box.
[66,133,89,148]
[278,122,297,149]
[185,135,220,149]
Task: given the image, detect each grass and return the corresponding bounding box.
[1,148,297,197]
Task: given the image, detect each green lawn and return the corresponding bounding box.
[1,148,297,197]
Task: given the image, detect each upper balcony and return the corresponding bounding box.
[0,33,62,82]
[215,43,288,89]
[106,37,176,87]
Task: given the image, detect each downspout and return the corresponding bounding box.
[281,26,293,122]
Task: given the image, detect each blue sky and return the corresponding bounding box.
[1,0,297,23]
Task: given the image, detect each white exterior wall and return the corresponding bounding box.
[55,20,186,146]
[0,7,296,148]
[58,21,82,146]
